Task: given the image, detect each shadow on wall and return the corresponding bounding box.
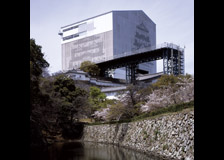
[62,122,85,140]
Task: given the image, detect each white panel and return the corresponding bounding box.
[61,12,113,44]
[92,13,113,35]
[63,28,78,37]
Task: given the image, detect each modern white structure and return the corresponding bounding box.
[59,10,156,79]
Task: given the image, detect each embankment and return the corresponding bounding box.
[82,109,194,160]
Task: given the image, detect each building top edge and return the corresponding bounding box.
[61,10,143,29]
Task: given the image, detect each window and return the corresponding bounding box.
[63,34,79,41]
[62,31,86,41]
[63,25,78,32]
[62,23,86,32]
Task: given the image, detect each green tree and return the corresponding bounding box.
[52,74,89,123]
[30,39,49,79]
[89,86,106,111]
[80,61,100,76]
[30,39,50,110]
[152,74,178,88]
[30,38,51,146]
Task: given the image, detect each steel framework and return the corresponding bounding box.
[96,43,184,83]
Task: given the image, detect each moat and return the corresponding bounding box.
[31,141,162,160]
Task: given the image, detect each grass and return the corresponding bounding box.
[79,118,95,123]
[87,101,194,126]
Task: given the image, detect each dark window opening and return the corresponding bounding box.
[63,25,78,32]
[63,34,79,41]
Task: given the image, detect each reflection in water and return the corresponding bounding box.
[31,141,162,160]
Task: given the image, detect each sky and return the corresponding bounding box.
[30,0,194,75]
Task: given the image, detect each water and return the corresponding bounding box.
[31,141,163,160]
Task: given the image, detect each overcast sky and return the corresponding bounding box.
[30,0,194,75]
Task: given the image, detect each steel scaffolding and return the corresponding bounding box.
[97,42,185,83]
[163,45,184,75]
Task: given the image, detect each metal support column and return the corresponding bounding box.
[126,66,131,84]
[171,48,173,74]
[126,64,137,84]
[163,49,169,74]
[178,50,181,75]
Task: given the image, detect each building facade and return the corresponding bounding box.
[59,10,156,79]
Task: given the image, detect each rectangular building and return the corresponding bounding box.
[59,10,156,79]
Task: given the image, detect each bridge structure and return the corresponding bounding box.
[94,42,184,83]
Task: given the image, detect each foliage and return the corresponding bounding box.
[30,39,92,145]
[104,84,152,121]
[30,39,51,146]
[152,74,178,89]
[92,84,150,121]
[53,74,77,102]
[40,74,90,124]
[89,101,194,125]
[134,101,194,121]
[141,75,194,112]
[91,74,194,122]
[30,39,49,79]
[30,39,49,105]
[106,102,126,121]
[91,107,110,121]
[89,86,107,111]
[80,61,100,76]
[106,101,139,121]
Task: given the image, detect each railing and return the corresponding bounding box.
[93,42,184,64]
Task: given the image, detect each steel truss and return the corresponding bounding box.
[97,44,185,84]
[163,48,184,75]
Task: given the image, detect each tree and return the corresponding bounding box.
[106,101,131,121]
[30,39,49,79]
[30,39,50,110]
[52,74,89,123]
[152,74,178,89]
[140,74,194,112]
[80,61,100,76]
[97,84,145,122]
[39,73,91,139]
[89,86,106,111]
[30,38,51,146]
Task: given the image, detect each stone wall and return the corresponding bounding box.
[83,109,194,160]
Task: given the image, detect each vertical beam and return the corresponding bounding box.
[126,66,129,84]
[181,50,185,75]
[178,50,181,75]
[163,49,168,74]
[126,64,137,84]
[131,64,137,84]
[171,48,173,74]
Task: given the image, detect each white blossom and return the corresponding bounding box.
[140,78,194,112]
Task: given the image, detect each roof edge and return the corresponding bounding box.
[61,10,145,29]
[61,11,113,29]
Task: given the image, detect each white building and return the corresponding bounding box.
[59,10,156,79]
[66,69,90,81]
[65,69,125,87]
